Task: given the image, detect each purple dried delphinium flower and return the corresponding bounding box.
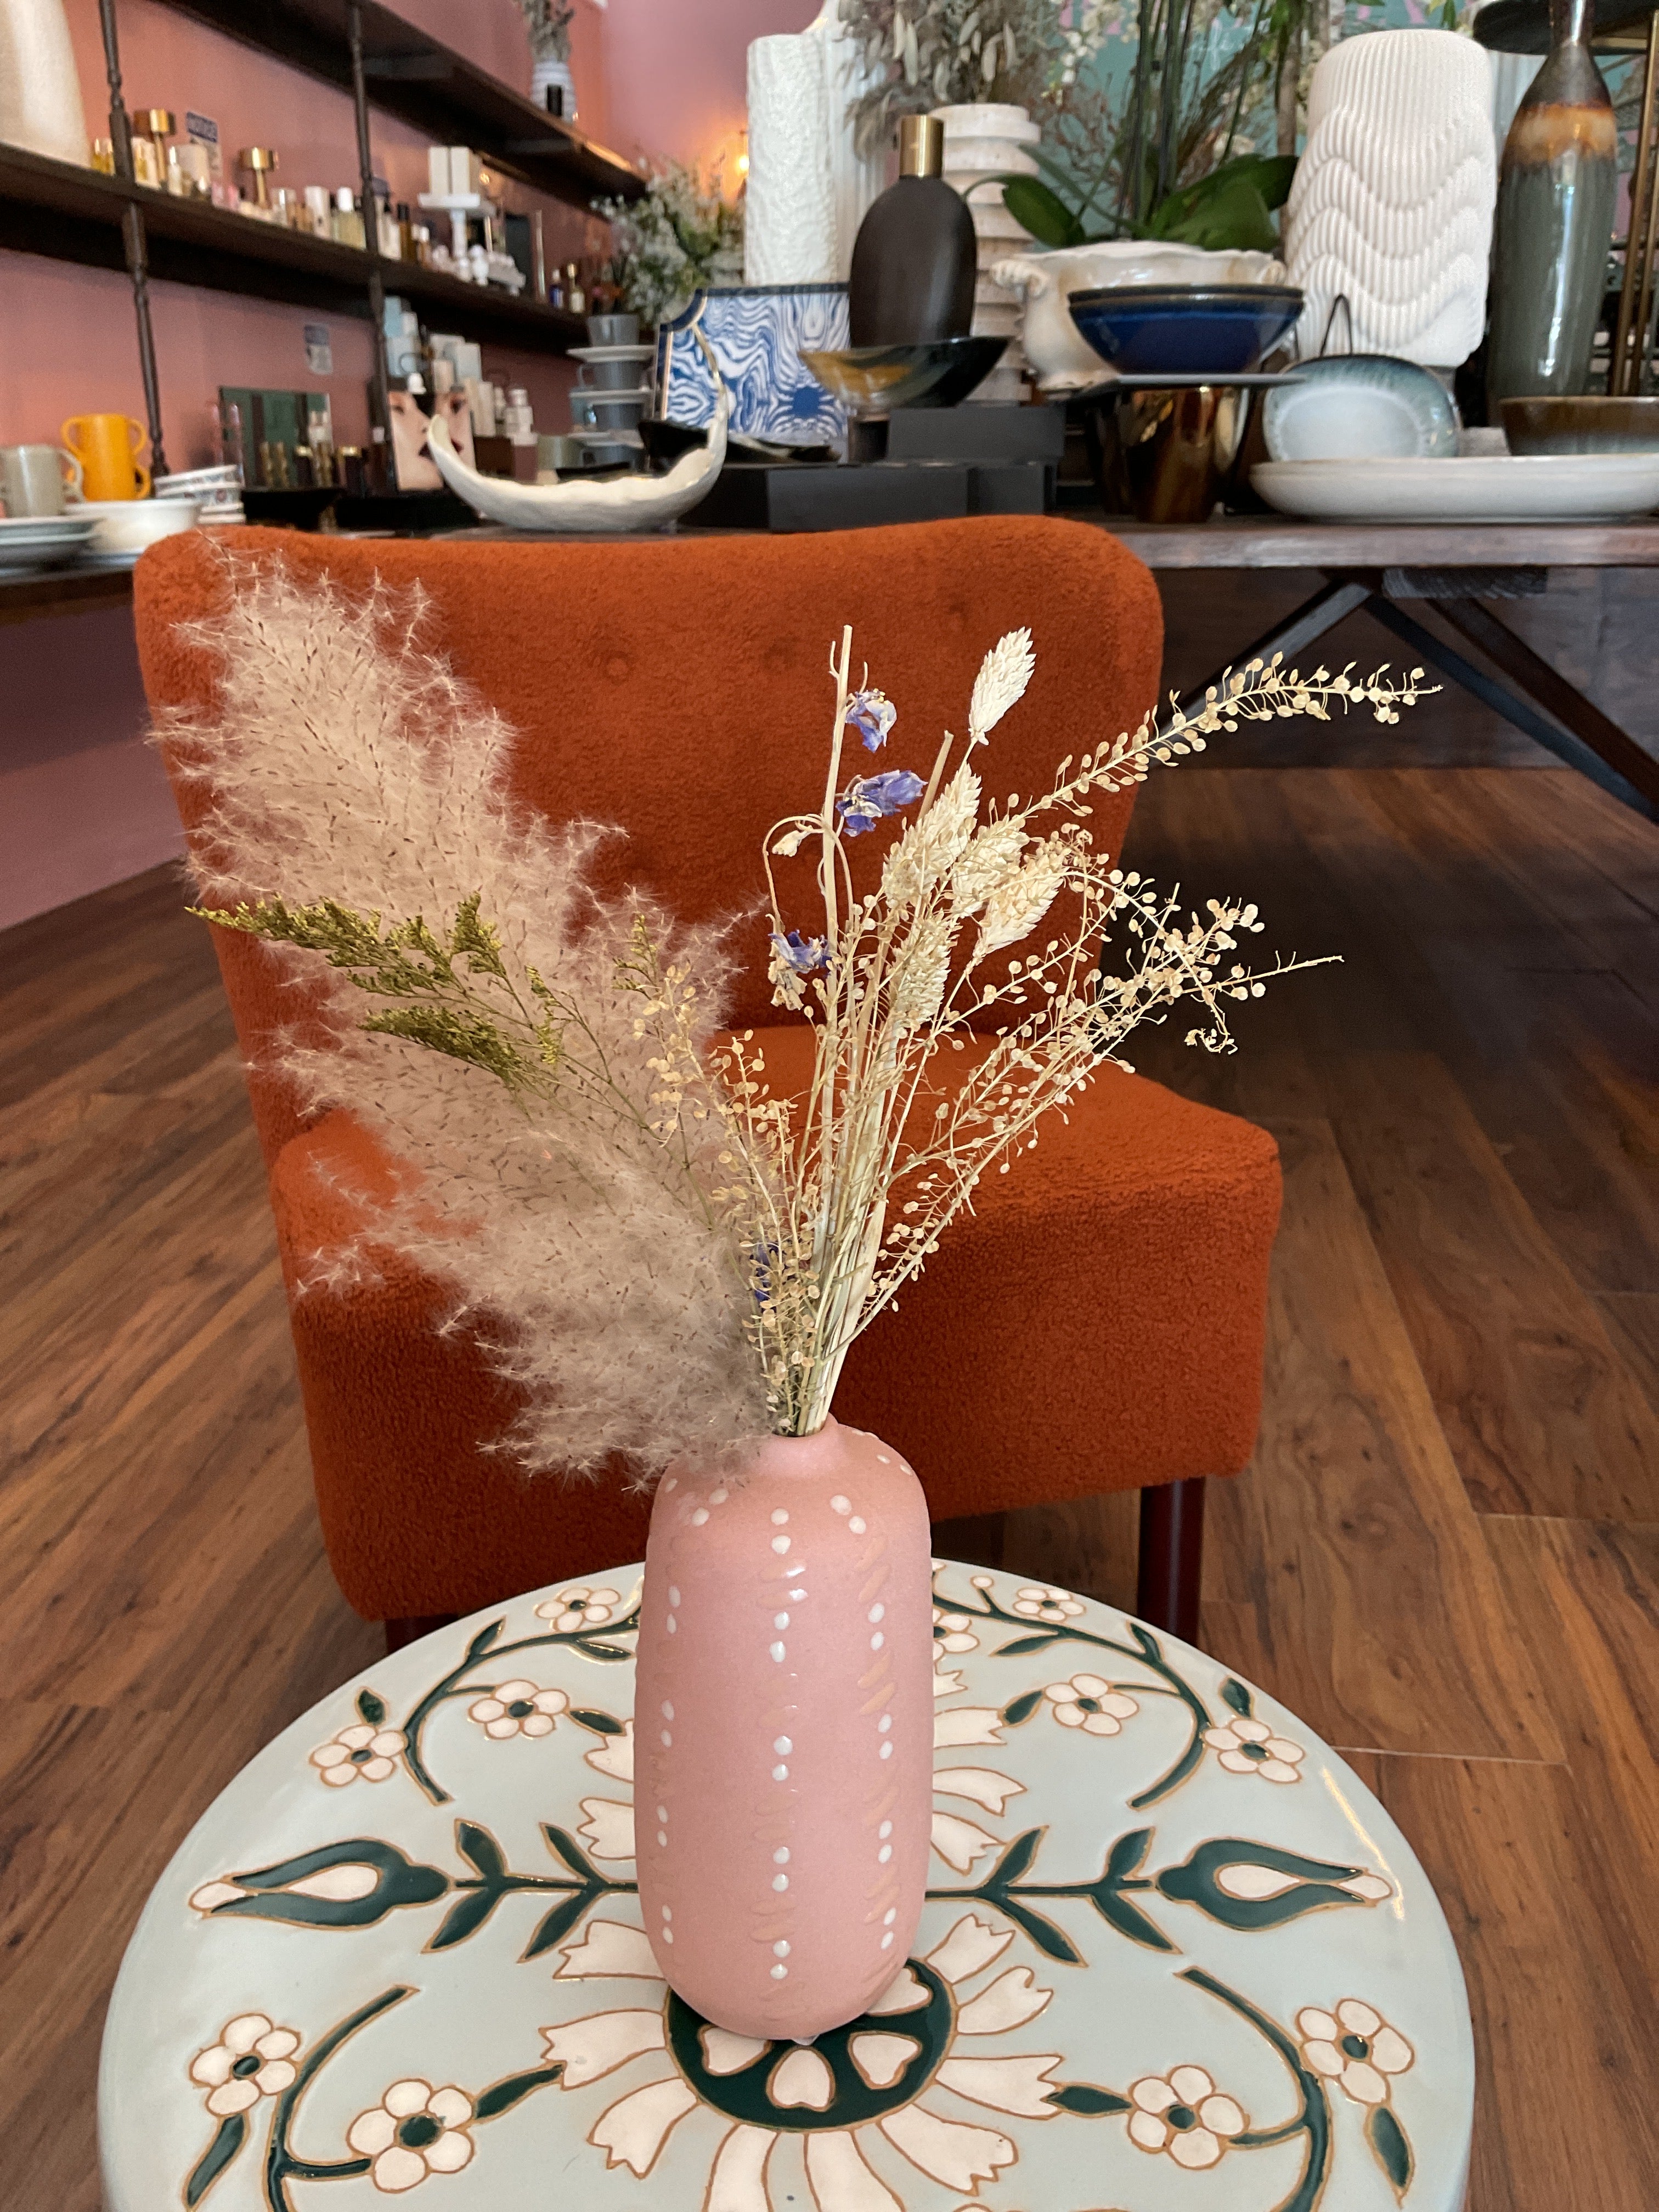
[837,769,924,836]
[844,687,897,752]
[770,929,828,975]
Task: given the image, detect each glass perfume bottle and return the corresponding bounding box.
[847,114,975,346]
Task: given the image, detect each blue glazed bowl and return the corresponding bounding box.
[1069,285,1305,376]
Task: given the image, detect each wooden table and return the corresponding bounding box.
[1075,515,1659,820]
[99,1560,1473,2212]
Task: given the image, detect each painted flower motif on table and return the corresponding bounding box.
[1126,2064,1249,2170]
[934,1607,980,1655]
[309,1722,408,1787]
[1043,1674,1139,1736]
[1203,1715,1306,1785]
[1297,2000,1415,2105]
[534,1587,622,1633]
[466,1680,568,1740]
[189,2015,301,2116]
[346,2079,476,2192]
[544,1910,1067,2199]
[1011,1585,1086,1624]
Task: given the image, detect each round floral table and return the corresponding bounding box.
[99,1565,1473,2212]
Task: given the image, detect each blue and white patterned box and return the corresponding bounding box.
[657,284,850,447]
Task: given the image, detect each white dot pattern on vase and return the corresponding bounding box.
[710,1489,729,1504]
[772,1763,789,1781]
[657,1807,668,1822]
[661,1905,672,1920]
[878,1714,891,1733]
[878,1844,892,1863]
[772,1874,789,1891]
[769,1641,786,1663]
[871,1633,884,1650]
[879,1741,893,1759]
[661,1730,673,1747]
[830,1495,850,1514]
[668,1587,681,1608]
[868,1604,884,1623]
[881,1931,894,1948]
[774,1613,790,1629]
[879,1821,892,1838]
[665,1615,677,1634]
[850,1517,867,1534]
[774,1939,790,1956]
[691,1509,709,1526]
[771,1536,791,1554]
[771,1510,789,1525]
[883,1907,897,1924]
[774,1847,790,1863]
[661,1703,674,1719]
[770,1963,787,1979]
[773,1738,792,1756]
[657,1830,667,1846]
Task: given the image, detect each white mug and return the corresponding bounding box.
[1,443,82,517]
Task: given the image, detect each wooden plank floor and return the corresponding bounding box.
[2,765,1655,2211]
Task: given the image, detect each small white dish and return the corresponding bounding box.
[569,344,655,363]
[1263,354,1457,461]
[76,495,200,555]
[0,514,95,570]
[1251,453,1659,521]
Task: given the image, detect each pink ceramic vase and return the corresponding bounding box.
[634,1418,934,2040]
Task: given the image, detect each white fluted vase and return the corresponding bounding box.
[0,0,89,165]
[933,102,1039,402]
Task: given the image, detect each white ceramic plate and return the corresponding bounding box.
[1263,355,1457,461]
[0,513,94,538]
[1251,453,1659,521]
[569,344,656,363]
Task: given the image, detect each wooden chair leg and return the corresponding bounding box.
[1136,1478,1206,1644]
[385,1613,459,1654]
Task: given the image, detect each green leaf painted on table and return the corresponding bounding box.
[455,1822,507,1880]
[464,1618,505,1663]
[355,1688,387,1726]
[1367,2104,1414,2196]
[1105,1827,1153,1882]
[1220,1677,1254,1718]
[213,1838,449,1927]
[989,1829,1043,1887]
[542,1824,600,1880]
[573,1638,632,1663]
[1092,1885,1177,1952]
[1046,2083,1131,2116]
[995,1633,1063,1657]
[1128,1622,1164,1666]
[1158,1838,1371,1930]
[475,2064,565,2121]
[522,1889,600,1960]
[993,1893,1084,1963]
[425,1886,502,1952]
[1001,1689,1045,1728]
[185,2114,246,2206]
[571,1708,627,1735]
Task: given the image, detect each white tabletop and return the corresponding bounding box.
[99,1561,1473,2212]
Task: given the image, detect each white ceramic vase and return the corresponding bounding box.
[529,52,577,123]
[993,240,1288,392]
[932,101,1040,402]
[745,33,838,285]
[0,0,88,166]
[1282,27,1496,370]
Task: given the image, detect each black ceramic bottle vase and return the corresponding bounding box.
[1486,0,1617,409]
[848,114,976,346]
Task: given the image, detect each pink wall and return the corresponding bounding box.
[3,0,788,929]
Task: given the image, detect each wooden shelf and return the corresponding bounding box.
[150,0,645,205]
[0,565,135,625]
[0,143,588,350]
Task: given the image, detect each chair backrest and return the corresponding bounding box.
[136,518,1163,1167]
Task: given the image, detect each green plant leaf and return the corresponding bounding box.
[1001,174,1084,249]
[1001,1689,1045,1727]
[185,2115,246,2207]
[355,1688,387,1726]
[1045,2083,1131,2116]
[425,1886,501,1951]
[571,1707,627,1735]
[1220,1677,1254,1718]
[1145,154,1297,252]
[474,2064,563,2120]
[455,1822,506,1880]
[1367,2103,1414,2195]
[522,1889,599,1960]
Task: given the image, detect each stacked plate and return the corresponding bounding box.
[0,512,97,573]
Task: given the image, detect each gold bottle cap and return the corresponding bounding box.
[898,114,945,179]
[136,109,175,137]
[239,146,279,172]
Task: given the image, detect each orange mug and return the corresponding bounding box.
[61,413,151,501]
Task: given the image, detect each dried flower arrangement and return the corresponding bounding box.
[515,0,575,63]
[591,162,744,327]
[178,561,1424,1479]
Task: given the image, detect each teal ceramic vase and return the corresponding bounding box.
[1486,0,1617,410]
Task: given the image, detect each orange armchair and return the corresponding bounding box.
[136,517,1280,1644]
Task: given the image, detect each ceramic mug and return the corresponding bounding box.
[61,413,151,501]
[586,312,639,347]
[575,357,642,391]
[0,443,83,516]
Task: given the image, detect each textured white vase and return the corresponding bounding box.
[806,1,887,280]
[933,102,1039,402]
[746,33,838,287]
[1282,29,1496,369]
[0,0,89,167]
[529,52,577,124]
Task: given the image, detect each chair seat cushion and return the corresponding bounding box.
[269,1033,1279,1609]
